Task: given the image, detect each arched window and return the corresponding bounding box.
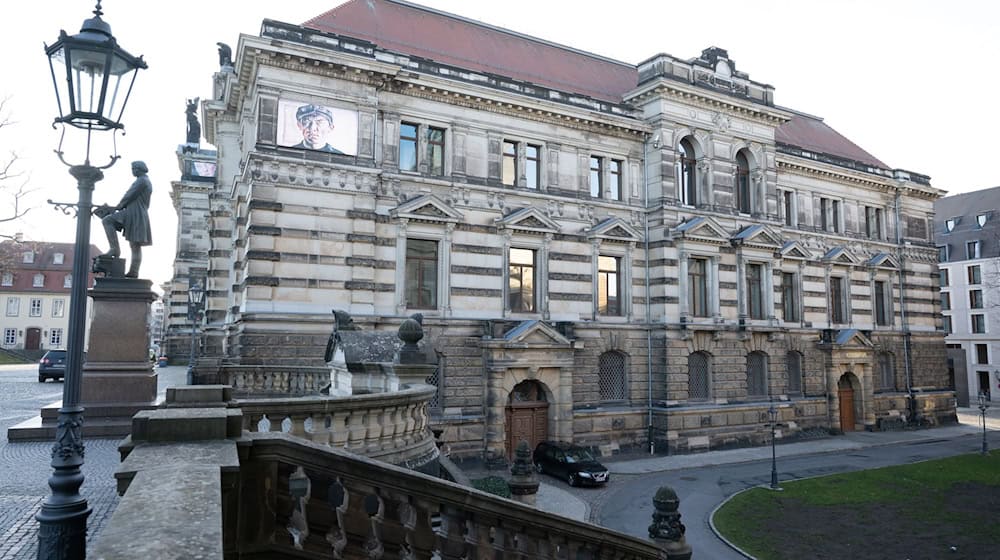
[747,351,768,397]
[786,351,803,395]
[688,351,711,400]
[677,137,698,206]
[598,351,627,401]
[735,150,752,214]
[427,354,444,411]
[877,352,895,391]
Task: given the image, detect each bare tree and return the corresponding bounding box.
[0,96,34,241]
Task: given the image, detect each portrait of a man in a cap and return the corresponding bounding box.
[293,104,344,154]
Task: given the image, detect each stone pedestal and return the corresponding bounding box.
[394,363,437,388]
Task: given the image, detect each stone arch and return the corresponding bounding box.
[504,378,551,460]
[743,332,777,354]
[836,372,863,431]
[746,350,769,398]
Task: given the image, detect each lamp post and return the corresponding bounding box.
[186,273,205,385]
[979,391,990,455]
[768,399,781,490]
[38,3,145,558]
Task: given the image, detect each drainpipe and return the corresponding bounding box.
[894,187,915,419]
[643,133,655,455]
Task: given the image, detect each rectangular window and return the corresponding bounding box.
[782,272,799,322]
[525,144,540,189]
[427,126,445,175]
[865,207,874,238]
[53,253,64,265]
[970,289,984,309]
[942,315,952,334]
[609,159,623,201]
[508,248,536,313]
[589,156,603,197]
[941,292,951,311]
[972,314,986,334]
[940,269,949,287]
[967,240,981,260]
[399,122,418,172]
[830,277,846,324]
[832,200,841,233]
[502,140,518,186]
[405,240,438,309]
[969,265,982,285]
[22,251,33,264]
[874,281,889,326]
[976,343,989,364]
[747,263,765,320]
[820,198,829,231]
[689,258,708,317]
[598,255,621,316]
[3,328,15,346]
[938,246,949,262]
[6,297,19,317]
[783,191,794,226]
[52,299,65,317]
[874,208,883,239]
[33,274,44,288]
[49,328,63,347]
[29,298,42,317]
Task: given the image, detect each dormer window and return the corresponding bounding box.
[977,214,988,228]
[945,218,957,233]
[53,253,64,265]
[33,273,45,287]
[22,251,34,264]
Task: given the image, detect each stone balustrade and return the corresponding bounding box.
[206,365,332,396]
[236,383,440,473]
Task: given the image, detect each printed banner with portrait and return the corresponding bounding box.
[277,100,357,155]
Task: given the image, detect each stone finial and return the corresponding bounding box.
[397,314,425,364]
[648,486,692,560]
[508,441,539,505]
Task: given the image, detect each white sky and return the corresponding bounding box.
[2,0,998,289]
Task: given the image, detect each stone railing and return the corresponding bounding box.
[236,384,439,473]
[201,365,331,396]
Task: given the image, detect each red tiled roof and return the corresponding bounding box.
[303,0,637,103]
[0,242,102,293]
[304,0,892,171]
[775,114,887,169]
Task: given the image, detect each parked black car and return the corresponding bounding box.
[532,441,610,487]
[38,350,67,382]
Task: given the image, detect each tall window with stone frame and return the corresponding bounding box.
[970,289,984,309]
[6,297,18,317]
[786,351,803,395]
[49,328,63,347]
[820,198,829,231]
[677,137,698,205]
[735,150,752,214]
[783,191,795,226]
[874,280,890,326]
[782,271,799,323]
[877,352,895,391]
[508,248,536,313]
[687,351,711,400]
[746,351,768,398]
[525,144,540,189]
[52,299,65,318]
[746,263,765,320]
[598,255,621,316]
[689,257,709,317]
[832,200,841,233]
[29,298,42,317]
[405,239,438,309]
[830,276,847,324]
[609,159,623,201]
[589,156,603,198]
[968,265,982,285]
[598,351,627,402]
[399,122,418,172]
[865,206,883,239]
[427,126,445,175]
[502,140,518,186]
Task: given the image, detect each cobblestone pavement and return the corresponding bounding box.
[0,364,186,559]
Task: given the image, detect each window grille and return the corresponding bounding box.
[688,352,710,400]
[747,351,768,397]
[426,357,442,410]
[598,351,626,401]
[786,351,803,395]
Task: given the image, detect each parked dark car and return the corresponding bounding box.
[532,441,610,487]
[38,350,67,382]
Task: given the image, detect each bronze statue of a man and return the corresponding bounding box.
[101,161,152,278]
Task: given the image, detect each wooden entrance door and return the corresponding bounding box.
[25,328,41,350]
[838,375,855,432]
[505,380,549,460]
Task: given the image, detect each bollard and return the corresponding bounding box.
[508,441,540,506]
[648,486,693,560]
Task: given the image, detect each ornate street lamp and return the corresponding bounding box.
[186,273,205,385]
[978,391,990,455]
[768,399,781,490]
[38,3,145,558]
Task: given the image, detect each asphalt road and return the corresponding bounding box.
[595,433,990,559]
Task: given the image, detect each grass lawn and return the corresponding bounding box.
[0,353,30,365]
[713,450,1000,560]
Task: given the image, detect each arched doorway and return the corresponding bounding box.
[25,328,41,350]
[838,374,858,432]
[505,380,549,459]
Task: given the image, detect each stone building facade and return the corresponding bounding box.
[192,0,954,459]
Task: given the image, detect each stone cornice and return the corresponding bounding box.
[626,78,793,127]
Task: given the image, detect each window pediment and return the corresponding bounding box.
[390,194,464,224]
[586,217,642,243]
[822,246,859,265]
[867,252,899,269]
[503,320,572,347]
[831,328,874,348]
[495,207,560,234]
[669,216,729,245]
[731,224,782,250]
[778,240,811,260]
